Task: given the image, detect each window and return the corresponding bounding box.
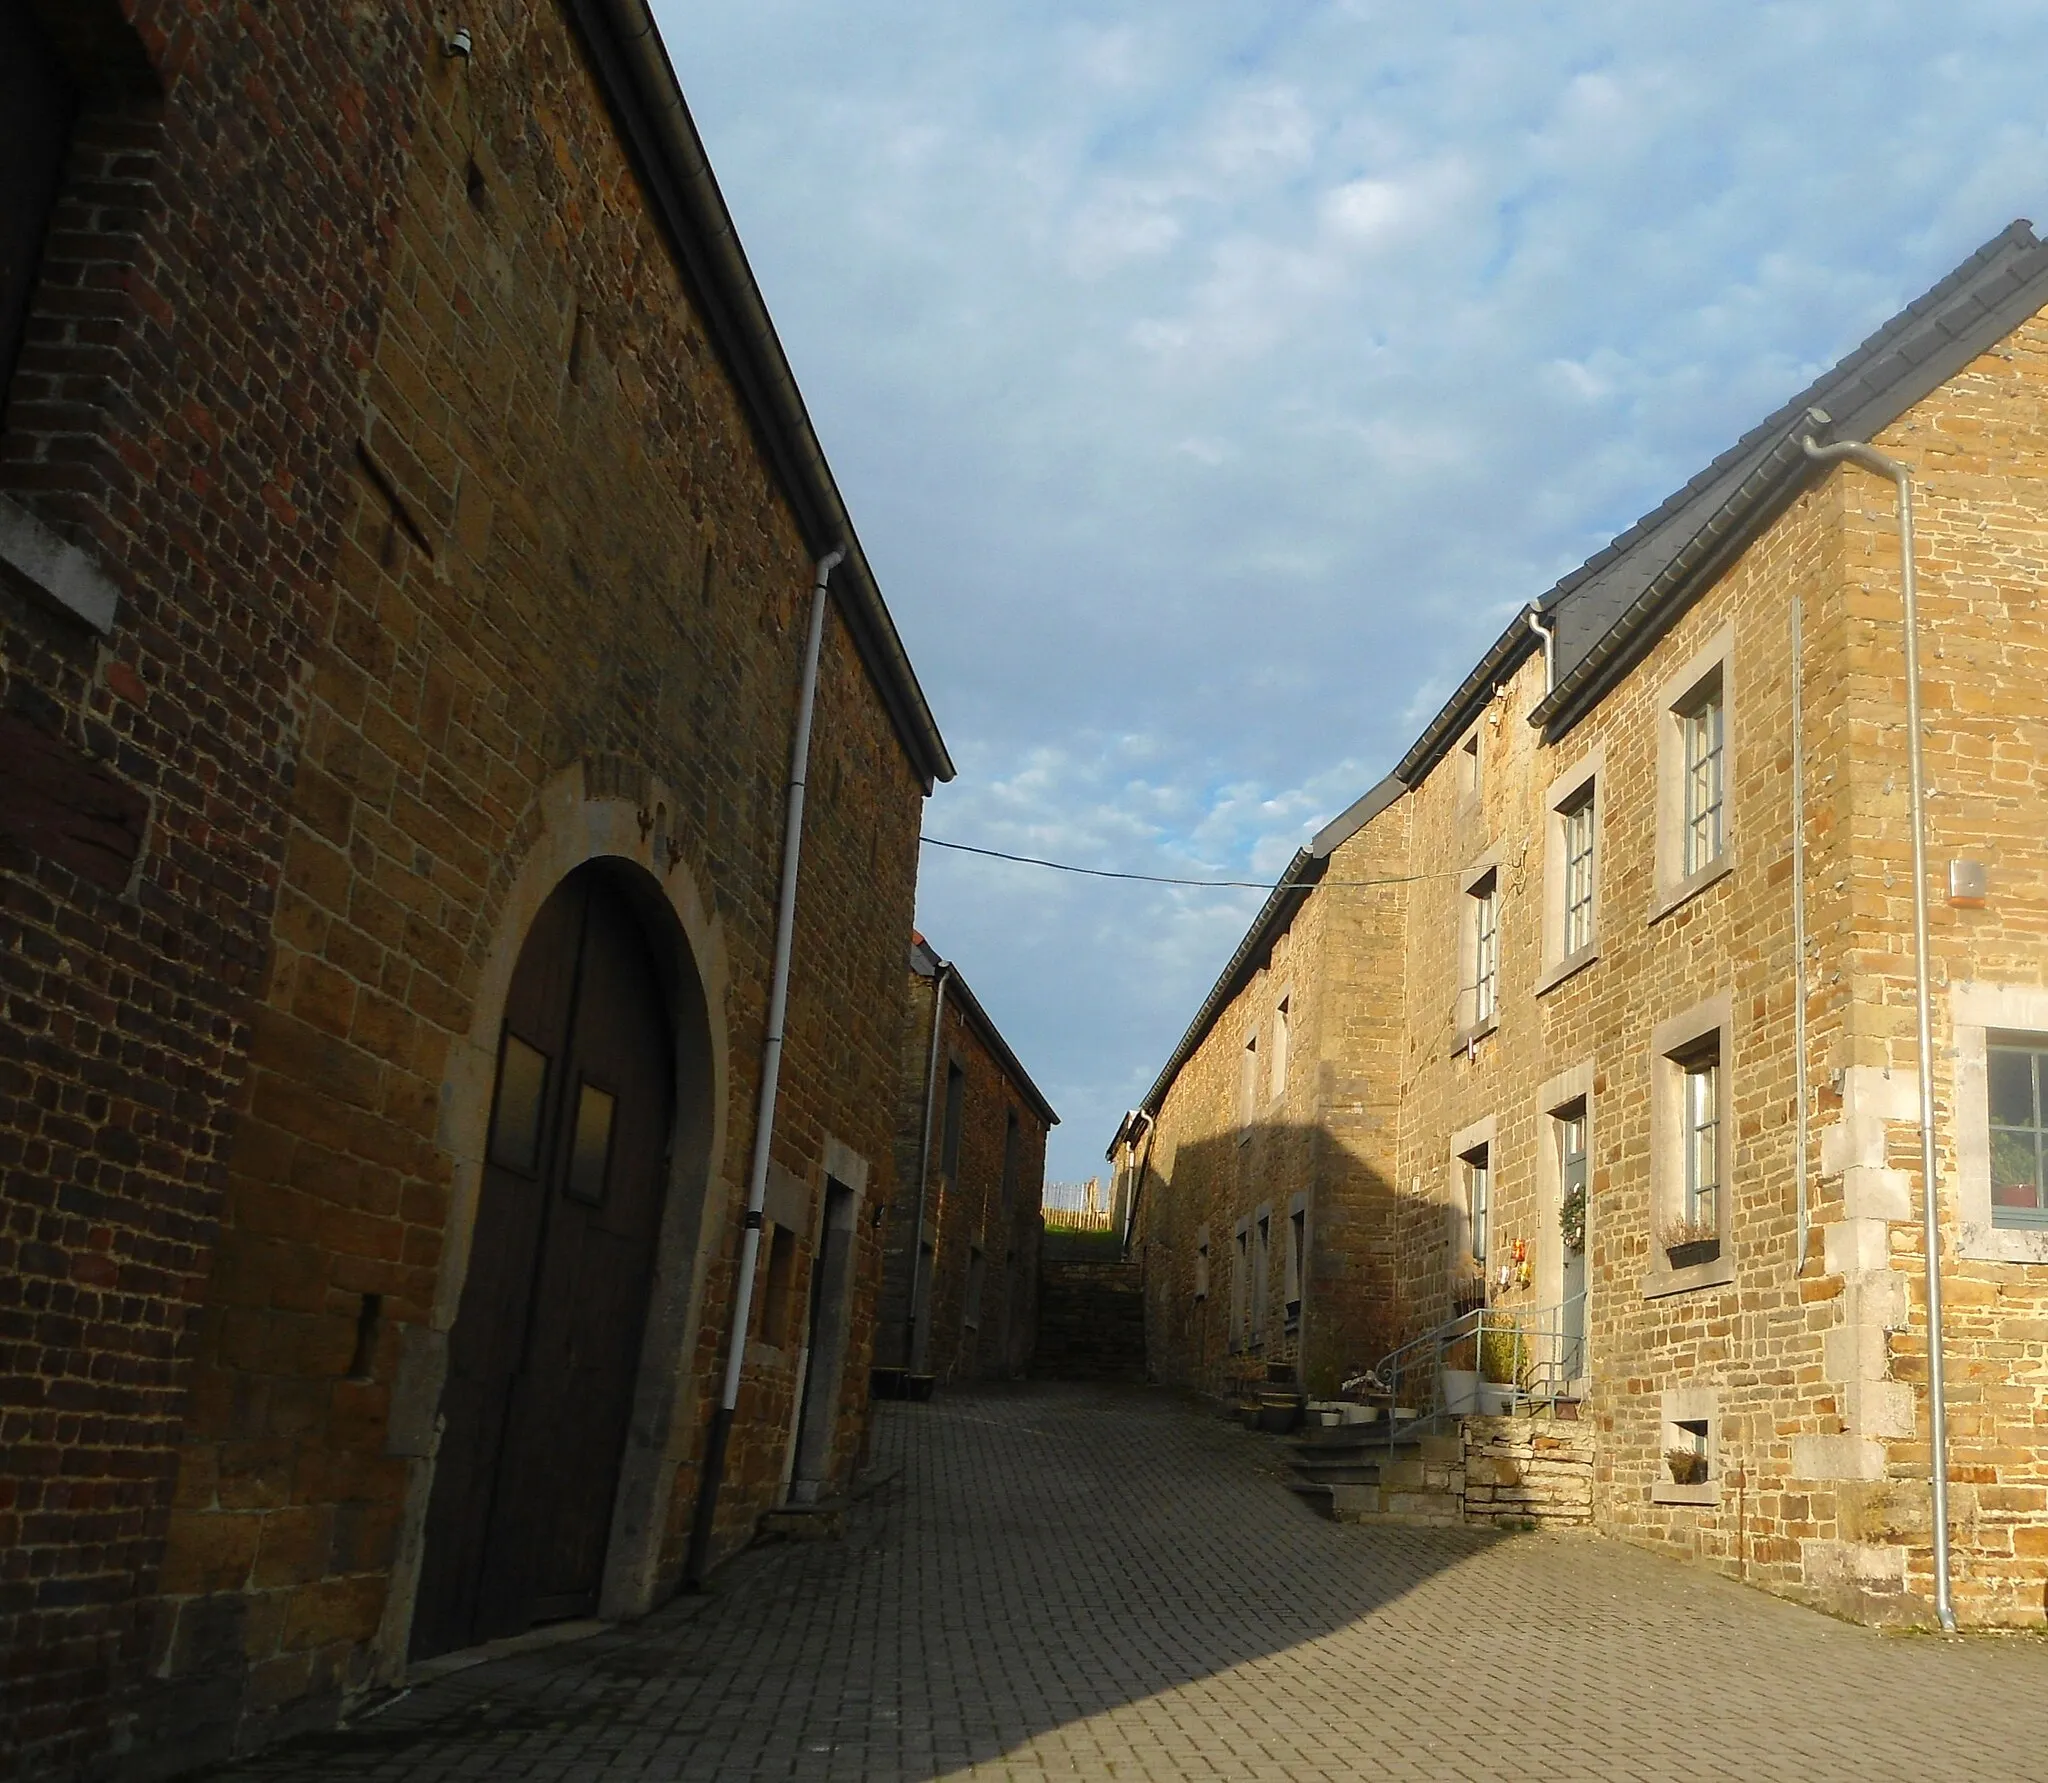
[1237,1029,1259,1136]
[1193,1224,1210,1301]
[963,1246,986,1330]
[759,1224,797,1347]
[1561,790,1595,956]
[1682,1050,1719,1233]
[1231,1220,1250,1350]
[1680,677,1725,876]
[1654,630,1735,915]
[1470,873,1499,1025]
[1989,1038,2048,1229]
[939,1060,965,1182]
[1284,1200,1306,1328]
[1270,994,1291,1101]
[1654,1386,1719,1505]
[1649,994,1732,1289]
[1252,1210,1271,1344]
[1463,1145,1490,1266]
[1556,1102,1589,1383]
[1458,729,1480,802]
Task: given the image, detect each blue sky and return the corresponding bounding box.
[651,0,2048,1186]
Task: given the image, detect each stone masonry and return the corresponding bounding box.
[2,3,951,1774]
[1128,222,2048,1626]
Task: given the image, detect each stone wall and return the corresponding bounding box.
[1462,1416,1595,1528]
[1,2,941,1771]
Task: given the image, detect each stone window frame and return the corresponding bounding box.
[1453,850,1503,1052]
[1236,1024,1260,1143]
[1537,745,1606,996]
[1652,1384,1720,1506]
[1251,1202,1272,1349]
[1230,1215,1251,1351]
[1644,992,1736,1298]
[1651,624,1737,923]
[1193,1222,1210,1301]
[1268,986,1293,1104]
[1534,1059,1595,1389]
[1456,723,1482,813]
[1951,981,2048,1264]
[1283,1190,1308,1331]
[1450,1113,1497,1273]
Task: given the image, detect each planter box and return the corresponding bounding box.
[1666,1239,1721,1269]
[1442,1369,1481,1415]
[1476,1380,1516,1416]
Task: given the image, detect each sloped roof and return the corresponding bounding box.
[1124,219,2048,1136]
[912,935,1060,1128]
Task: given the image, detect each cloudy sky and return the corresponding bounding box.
[652,0,2048,1186]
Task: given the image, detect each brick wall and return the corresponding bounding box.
[3,1,939,1771]
[0,4,422,1774]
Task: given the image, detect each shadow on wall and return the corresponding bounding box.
[1132,1120,1472,1399]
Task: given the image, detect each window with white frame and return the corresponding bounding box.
[1561,789,1595,956]
[1463,1144,1490,1266]
[1989,1036,2048,1229]
[1680,675,1725,876]
[1470,872,1499,1025]
[1648,995,1733,1285]
[1682,1046,1719,1235]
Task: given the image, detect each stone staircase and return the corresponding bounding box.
[1287,1419,1464,1524]
[1033,1257,1146,1382]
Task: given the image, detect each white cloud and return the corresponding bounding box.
[654,0,2048,1180]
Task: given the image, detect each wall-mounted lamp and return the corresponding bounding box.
[1949,860,1988,908]
[444,27,472,58]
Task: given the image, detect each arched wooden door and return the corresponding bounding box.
[412,866,675,1659]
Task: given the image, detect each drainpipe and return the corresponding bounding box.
[1526,606,1556,695]
[1790,591,1811,1275]
[1800,432,1955,1634]
[903,953,951,1371]
[685,545,843,1588]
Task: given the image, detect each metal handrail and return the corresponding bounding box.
[1346,1296,1588,1459]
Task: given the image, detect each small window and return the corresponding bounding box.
[1470,873,1499,1025]
[1251,1212,1271,1345]
[1284,1205,1306,1326]
[963,1246,986,1330]
[939,1061,965,1181]
[1194,1225,1210,1301]
[1459,729,1480,802]
[1990,1038,2048,1229]
[1463,1145,1490,1265]
[1270,994,1291,1101]
[1231,1222,1251,1350]
[1560,788,1596,956]
[1679,675,1725,877]
[1237,1029,1259,1135]
[564,1080,615,1205]
[487,1031,550,1174]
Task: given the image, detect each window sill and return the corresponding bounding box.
[0,494,120,633]
[1648,854,1734,925]
[1959,1218,2048,1263]
[745,1340,791,1369]
[1535,944,1600,998]
[1451,1015,1499,1058]
[1651,1479,1718,1506]
[1640,1252,1735,1299]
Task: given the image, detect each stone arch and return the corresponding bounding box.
[374,761,733,1676]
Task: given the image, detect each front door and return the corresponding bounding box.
[1558,1108,1588,1386]
[412,867,674,1659]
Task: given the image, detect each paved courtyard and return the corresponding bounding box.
[221,1384,2048,1782]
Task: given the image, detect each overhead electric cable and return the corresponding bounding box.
[918,835,1450,891]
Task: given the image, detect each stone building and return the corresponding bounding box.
[0,2,951,1774]
[877,935,1055,1391]
[1126,220,2048,1626]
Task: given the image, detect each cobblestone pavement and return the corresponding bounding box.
[220,1384,2048,1782]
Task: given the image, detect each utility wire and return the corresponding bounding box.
[918,834,1451,891]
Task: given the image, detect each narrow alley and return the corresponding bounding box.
[212,1386,2048,1783]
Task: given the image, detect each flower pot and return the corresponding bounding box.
[1477,1380,1516,1416]
[1442,1368,1480,1414]
[1666,1238,1720,1270]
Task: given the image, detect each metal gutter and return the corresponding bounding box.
[1393,610,1543,787]
[1528,411,1830,740]
[566,0,955,792]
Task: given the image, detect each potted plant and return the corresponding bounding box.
[1477,1317,1526,1415]
[1440,1329,1480,1414]
[1660,1213,1720,1270]
[1665,1446,1709,1486]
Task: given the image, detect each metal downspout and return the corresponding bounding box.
[1800,432,1955,1632]
[1526,606,1556,695]
[1791,592,1811,1274]
[685,546,844,1588]
[904,956,952,1371]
